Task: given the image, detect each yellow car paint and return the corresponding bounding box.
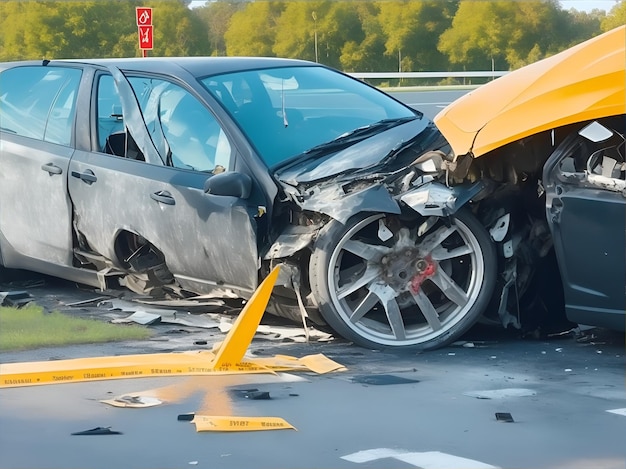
[434,25,626,159]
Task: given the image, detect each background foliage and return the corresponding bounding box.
[0,0,623,75]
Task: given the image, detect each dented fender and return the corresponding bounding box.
[264,224,320,260]
[400,180,485,217]
[297,183,401,225]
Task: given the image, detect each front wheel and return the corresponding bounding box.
[309,209,496,349]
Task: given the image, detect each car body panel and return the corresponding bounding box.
[434,25,626,158]
[69,149,260,294]
[543,124,626,331]
[275,118,430,184]
[0,135,74,267]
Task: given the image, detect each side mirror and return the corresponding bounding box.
[204,171,252,199]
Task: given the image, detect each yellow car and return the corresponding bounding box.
[434,25,625,336]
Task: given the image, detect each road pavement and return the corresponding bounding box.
[1,276,625,469]
[1,89,625,469]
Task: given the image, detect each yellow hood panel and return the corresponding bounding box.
[434,26,626,158]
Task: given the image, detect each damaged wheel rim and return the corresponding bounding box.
[327,214,485,347]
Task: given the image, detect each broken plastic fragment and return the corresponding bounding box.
[101,395,162,408]
[464,388,536,399]
[178,413,195,421]
[495,412,514,423]
[71,426,122,435]
[111,311,161,325]
[0,290,34,308]
[245,391,271,400]
[351,374,419,385]
[231,388,271,400]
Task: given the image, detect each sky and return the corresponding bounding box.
[189,0,621,12]
[560,0,620,12]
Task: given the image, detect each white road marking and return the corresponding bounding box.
[341,448,499,469]
[606,408,626,417]
[464,388,537,399]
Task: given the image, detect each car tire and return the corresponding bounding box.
[309,209,497,350]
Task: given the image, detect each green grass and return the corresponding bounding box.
[0,304,152,351]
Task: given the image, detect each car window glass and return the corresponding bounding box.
[96,74,125,152]
[96,74,144,161]
[0,66,81,145]
[201,66,415,167]
[127,77,232,172]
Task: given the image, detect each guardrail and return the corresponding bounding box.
[348,71,509,79]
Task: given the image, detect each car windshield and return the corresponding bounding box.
[200,66,416,168]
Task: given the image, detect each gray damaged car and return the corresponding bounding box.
[0,43,624,350]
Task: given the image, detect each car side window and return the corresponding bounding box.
[96,74,125,152]
[128,77,232,172]
[0,66,81,146]
[556,120,626,192]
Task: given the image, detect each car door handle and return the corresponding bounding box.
[71,169,97,184]
[41,163,63,175]
[150,191,176,205]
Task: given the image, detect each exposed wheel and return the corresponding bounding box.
[309,209,496,349]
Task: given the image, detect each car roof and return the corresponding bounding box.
[0,57,318,78]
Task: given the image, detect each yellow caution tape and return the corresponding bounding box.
[0,352,270,388]
[0,351,345,388]
[0,265,346,389]
[193,415,296,432]
[211,266,280,369]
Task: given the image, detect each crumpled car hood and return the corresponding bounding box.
[434,25,625,159]
[274,117,431,185]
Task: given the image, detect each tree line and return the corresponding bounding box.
[0,0,623,82]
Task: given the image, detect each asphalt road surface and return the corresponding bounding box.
[1,89,625,469]
[390,88,469,119]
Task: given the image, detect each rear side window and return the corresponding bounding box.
[0,65,81,146]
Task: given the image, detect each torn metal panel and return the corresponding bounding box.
[295,183,401,224]
[263,224,319,260]
[400,180,485,217]
[111,311,161,325]
[102,299,221,328]
[107,66,163,166]
[275,118,432,184]
[0,290,33,308]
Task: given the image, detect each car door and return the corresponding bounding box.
[543,120,626,330]
[0,64,82,269]
[67,68,261,296]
